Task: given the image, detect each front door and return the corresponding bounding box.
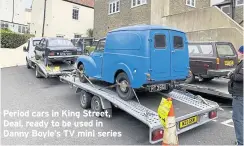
[170,31,189,77]
[150,30,171,79]
[90,39,105,78]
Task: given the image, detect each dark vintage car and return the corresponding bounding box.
[185,41,238,83]
[34,37,79,66]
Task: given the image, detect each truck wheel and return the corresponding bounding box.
[26,59,31,69]
[35,66,42,78]
[91,96,103,113]
[115,72,134,101]
[80,90,92,109]
[185,70,195,84]
[77,64,88,83]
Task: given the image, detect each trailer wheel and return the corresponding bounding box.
[26,59,31,69]
[185,70,195,84]
[91,96,103,113]
[115,72,134,101]
[78,64,88,83]
[80,90,92,109]
[35,66,42,78]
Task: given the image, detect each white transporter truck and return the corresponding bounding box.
[23,37,79,78]
[60,74,220,144]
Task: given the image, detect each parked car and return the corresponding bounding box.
[76,25,189,100]
[34,37,79,66]
[185,41,238,83]
[23,37,42,68]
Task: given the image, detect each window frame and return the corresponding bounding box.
[108,0,120,15]
[94,38,106,52]
[236,0,244,6]
[220,5,231,15]
[173,36,184,49]
[154,34,166,49]
[72,7,79,20]
[131,0,147,8]
[186,0,196,7]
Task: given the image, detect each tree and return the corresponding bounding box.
[86,29,93,38]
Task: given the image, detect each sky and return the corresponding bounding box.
[23,0,225,9]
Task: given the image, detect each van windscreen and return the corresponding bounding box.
[216,44,235,57]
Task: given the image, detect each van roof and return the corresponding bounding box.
[109,24,184,33]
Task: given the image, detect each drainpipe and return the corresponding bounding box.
[232,0,236,20]
[12,0,14,23]
[42,0,47,37]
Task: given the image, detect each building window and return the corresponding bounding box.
[18,25,21,33]
[221,5,231,15]
[74,34,82,38]
[1,22,9,29]
[131,0,147,8]
[72,7,79,20]
[186,0,195,7]
[22,26,26,33]
[236,0,244,6]
[109,0,120,15]
[174,36,184,49]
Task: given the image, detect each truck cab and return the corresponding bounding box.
[76,25,189,100]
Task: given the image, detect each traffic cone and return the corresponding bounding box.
[162,98,178,146]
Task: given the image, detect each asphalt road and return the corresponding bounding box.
[1,66,236,145]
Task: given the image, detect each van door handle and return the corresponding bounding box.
[172,50,175,53]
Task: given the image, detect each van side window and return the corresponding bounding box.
[95,39,105,52]
[154,35,166,49]
[174,36,183,49]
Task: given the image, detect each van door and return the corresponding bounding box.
[170,31,189,77]
[150,30,171,79]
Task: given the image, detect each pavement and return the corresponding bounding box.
[1,66,236,145]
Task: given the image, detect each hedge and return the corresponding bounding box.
[0,29,34,48]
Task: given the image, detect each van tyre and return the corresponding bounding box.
[80,90,92,109]
[78,64,88,83]
[35,66,42,78]
[116,72,134,101]
[185,70,195,84]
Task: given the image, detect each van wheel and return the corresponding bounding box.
[80,90,92,109]
[77,64,88,83]
[115,72,134,101]
[185,70,195,84]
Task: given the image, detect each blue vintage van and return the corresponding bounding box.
[76,25,189,100]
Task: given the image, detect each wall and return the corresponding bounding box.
[94,0,151,39]
[45,0,94,38]
[161,6,243,50]
[30,0,94,38]
[150,0,169,25]
[25,8,31,25]
[30,0,47,36]
[0,0,26,24]
[169,0,210,15]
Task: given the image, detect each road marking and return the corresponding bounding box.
[212,119,217,122]
[221,119,234,128]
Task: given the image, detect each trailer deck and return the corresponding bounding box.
[180,78,231,99]
[60,75,219,144]
[28,57,76,78]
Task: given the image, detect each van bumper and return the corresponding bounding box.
[207,68,235,77]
